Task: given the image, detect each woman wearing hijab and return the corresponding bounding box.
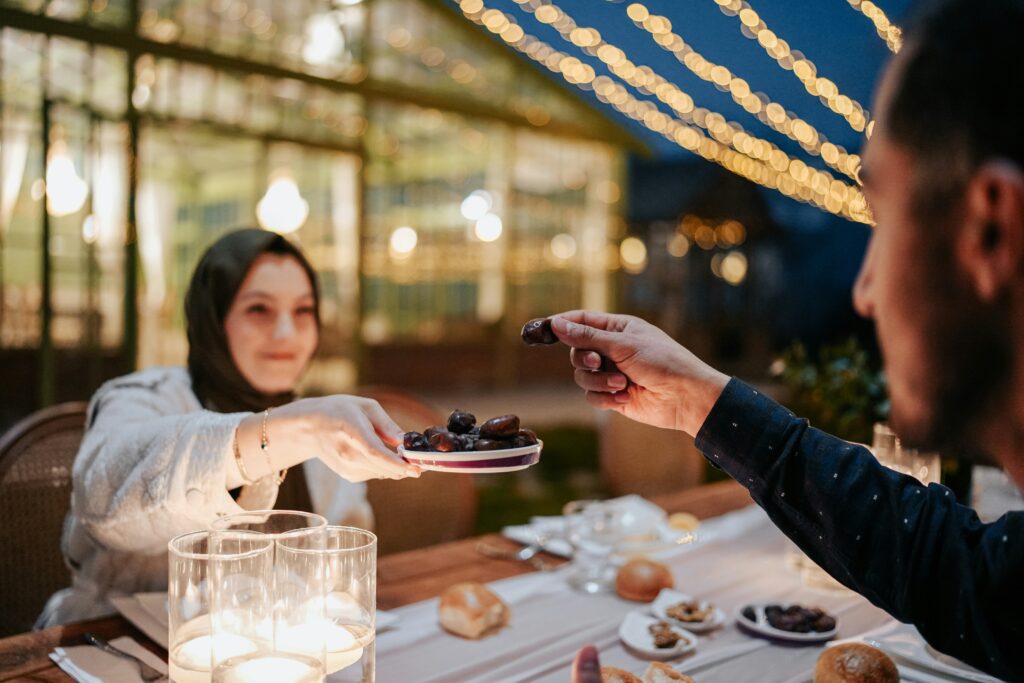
[37,228,419,626]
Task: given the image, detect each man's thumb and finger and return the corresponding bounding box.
[550,314,628,360]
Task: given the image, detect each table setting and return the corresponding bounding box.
[14,485,1003,683]
[370,501,999,683]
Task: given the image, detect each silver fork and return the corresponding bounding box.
[475,535,560,571]
[84,632,167,682]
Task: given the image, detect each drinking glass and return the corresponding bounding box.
[208,511,328,683]
[170,530,257,683]
[872,423,941,485]
[563,500,624,594]
[320,526,376,682]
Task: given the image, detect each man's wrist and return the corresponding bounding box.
[676,367,730,436]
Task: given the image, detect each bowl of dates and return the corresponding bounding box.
[735,603,838,643]
[399,410,542,473]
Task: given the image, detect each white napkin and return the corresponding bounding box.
[110,594,169,650]
[50,635,167,683]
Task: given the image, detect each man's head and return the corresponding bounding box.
[853,0,1024,459]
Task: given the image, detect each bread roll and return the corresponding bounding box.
[438,582,509,639]
[615,558,674,602]
[814,643,898,683]
[667,512,700,533]
[601,666,643,683]
[643,661,695,682]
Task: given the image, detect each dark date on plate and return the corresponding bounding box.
[403,410,538,452]
[521,318,558,345]
[751,604,836,633]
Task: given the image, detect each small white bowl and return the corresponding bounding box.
[651,588,726,634]
[618,611,698,660]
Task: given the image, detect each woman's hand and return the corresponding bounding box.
[550,311,730,436]
[237,395,420,482]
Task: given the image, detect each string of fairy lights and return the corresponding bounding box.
[623,2,860,180]
[847,0,903,53]
[513,0,860,185]
[710,0,871,133]
[453,0,872,224]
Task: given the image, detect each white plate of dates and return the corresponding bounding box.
[399,410,542,474]
[735,603,838,643]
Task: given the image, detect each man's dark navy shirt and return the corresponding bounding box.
[695,378,1024,682]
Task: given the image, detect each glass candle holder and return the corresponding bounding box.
[208,511,328,683]
[170,530,260,683]
[320,526,377,682]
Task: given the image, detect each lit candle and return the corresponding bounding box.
[213,654,322,683]
[276,620,363,675]
[170,633,259,683]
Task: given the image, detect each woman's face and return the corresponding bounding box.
[223,253,318,394]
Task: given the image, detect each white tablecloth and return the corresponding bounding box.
[376,505,897,683]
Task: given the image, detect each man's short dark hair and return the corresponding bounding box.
[885,0,1024,222]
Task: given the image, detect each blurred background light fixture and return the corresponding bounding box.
[389,225,418,256]
[721,250,749,285]
[256,170,309,234]
[460,190,492,221]
[45,141,89,217]
[303,12,345,66]
[81,214,98,244]
[619,236,648,273]
[549,232,577,260]
[667,233,690,258]
[474,213,503,242]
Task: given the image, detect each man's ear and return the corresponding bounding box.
[957,160,1024,301]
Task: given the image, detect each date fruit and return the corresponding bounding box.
[403,431,429,451]
[401,410,538,453]
[521,317,558,345]
[480,414,520,439]
[428,431,461,452]
[447,410,476,434]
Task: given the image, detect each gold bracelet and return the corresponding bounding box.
[233,424,256,485]
[260,407,288,486]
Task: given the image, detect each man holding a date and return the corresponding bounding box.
[560,0,1024,678]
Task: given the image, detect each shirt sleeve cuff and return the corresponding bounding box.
[694,377,805,492]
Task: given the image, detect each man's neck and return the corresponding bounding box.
[979,333,1024,489]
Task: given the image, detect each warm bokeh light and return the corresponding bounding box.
[389,226,418,256]
[474,213,503,242]
[256,172,308,234]
[721,251,749,285]
[302,13,345,66]
[81,215,97,244]
[460,190,493,221]
[667,233,690,258]
[549,233,577,261]
[619,236,648,273]
[45,142,89,217]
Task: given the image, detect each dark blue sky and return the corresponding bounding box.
[458,1,919,347]
[477,0,915,165]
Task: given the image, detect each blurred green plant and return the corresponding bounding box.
[772,337,889,445]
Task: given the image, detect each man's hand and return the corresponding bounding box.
[550,311,729,436]
[571,644,602,683]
